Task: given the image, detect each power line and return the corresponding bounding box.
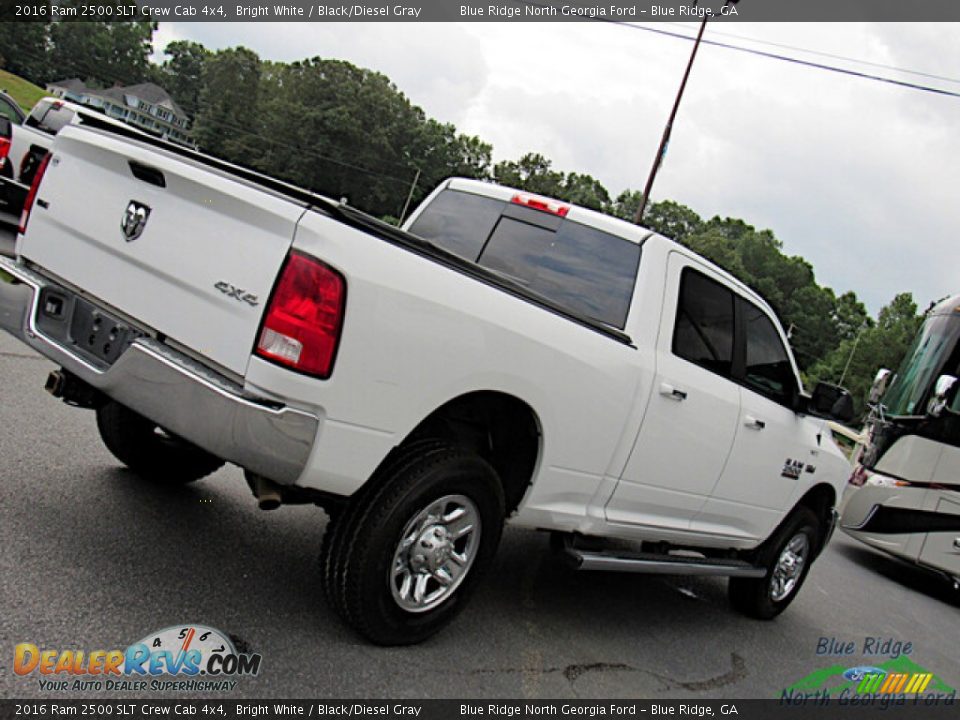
[656,21,960,87]
[512,1,960,100]
[614,20,960,100]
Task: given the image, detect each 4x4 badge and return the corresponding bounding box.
[121,201,151,242]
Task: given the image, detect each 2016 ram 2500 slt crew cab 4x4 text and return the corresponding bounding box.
[0,119,854,644]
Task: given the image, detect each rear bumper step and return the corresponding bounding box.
[565,547,767,578]
[0,256,319,484]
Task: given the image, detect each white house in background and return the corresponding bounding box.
[46,78,192,145]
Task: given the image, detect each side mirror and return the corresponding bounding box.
[868,368,892,404]
[927,374,958,418]
[0,116,11,138]
[811,381,855,423]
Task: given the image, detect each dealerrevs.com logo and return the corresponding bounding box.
[14,624,262,692]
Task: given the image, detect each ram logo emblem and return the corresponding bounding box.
[121,201,151,242]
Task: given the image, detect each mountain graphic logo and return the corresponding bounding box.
[784,656,955,696]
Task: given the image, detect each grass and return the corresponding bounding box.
[0,69,47,111]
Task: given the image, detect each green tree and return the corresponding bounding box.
[493,153,565,197]
[193,47,263,161]
[151,40,210,119]
[48,2,155,87]
[643,199,703,241]
[561,172,610,211]
[809,292,922,415]
[0,22,54,84]
[402,118,492,210]
[609,189,643,222]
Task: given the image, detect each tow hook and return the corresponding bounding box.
[45,369,101,408]
[45,370,67,397]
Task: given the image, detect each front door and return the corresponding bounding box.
[695,298,813,540]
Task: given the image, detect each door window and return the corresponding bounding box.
[0,96,23,125]
[672,268,735,377]
[741,299,795,404]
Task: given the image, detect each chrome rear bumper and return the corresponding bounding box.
[0,256,318,484]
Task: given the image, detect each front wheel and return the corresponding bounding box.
[729,507,820,619]
[322,442,505,645]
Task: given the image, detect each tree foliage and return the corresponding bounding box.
[150,40,210,118]
[0,3,154,87]
[808,293,922,415]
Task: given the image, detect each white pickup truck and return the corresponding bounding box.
[0,118,855,645]
[0,98,140,220]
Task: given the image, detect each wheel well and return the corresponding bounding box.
[400,391,541,515]
[795,484,837,551]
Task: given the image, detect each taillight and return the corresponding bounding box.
[0,137,10,160]
[511,192,570,217]
[19,152,51,235]
[255,252,346,379]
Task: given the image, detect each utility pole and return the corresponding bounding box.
[399,167,422,225]
[839,328,864,386]
[634,1,738,224]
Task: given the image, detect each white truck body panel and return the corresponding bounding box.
[19,127,304,377]
[6,127,853,555]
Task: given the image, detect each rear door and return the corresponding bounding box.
[20,126,305,377]
[605,254,741,529]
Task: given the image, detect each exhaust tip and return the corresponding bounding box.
[257,496,281,511]
[246,471,283,511]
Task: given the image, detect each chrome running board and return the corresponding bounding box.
[565,547,767,578]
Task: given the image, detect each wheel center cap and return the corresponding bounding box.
[409,524,453,573]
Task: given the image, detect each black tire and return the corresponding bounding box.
[321,441,504,645]
[320,439,448,612]
[96,400,225,484]
[729,507,820,620]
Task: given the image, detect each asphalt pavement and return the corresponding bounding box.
[1,330,958,701]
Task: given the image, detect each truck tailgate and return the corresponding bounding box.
[19,126,306,377]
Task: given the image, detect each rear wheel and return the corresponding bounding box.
[96,400,225,484]
[729,507,820,619]
[321,441,504,645]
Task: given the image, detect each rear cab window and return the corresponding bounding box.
[25,100,75,135]
[409,188,642,329]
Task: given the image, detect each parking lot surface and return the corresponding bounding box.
[1,330,958,700]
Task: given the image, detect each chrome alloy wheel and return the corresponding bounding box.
[389,495,481,613]
[770,533,810,602]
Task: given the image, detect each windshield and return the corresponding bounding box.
[883,312,960,416]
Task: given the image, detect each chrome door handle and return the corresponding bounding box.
[659,383,688,401]
[744,415,766,430]
[953,538,960,550]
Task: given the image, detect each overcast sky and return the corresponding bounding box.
[154,21,960,316]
